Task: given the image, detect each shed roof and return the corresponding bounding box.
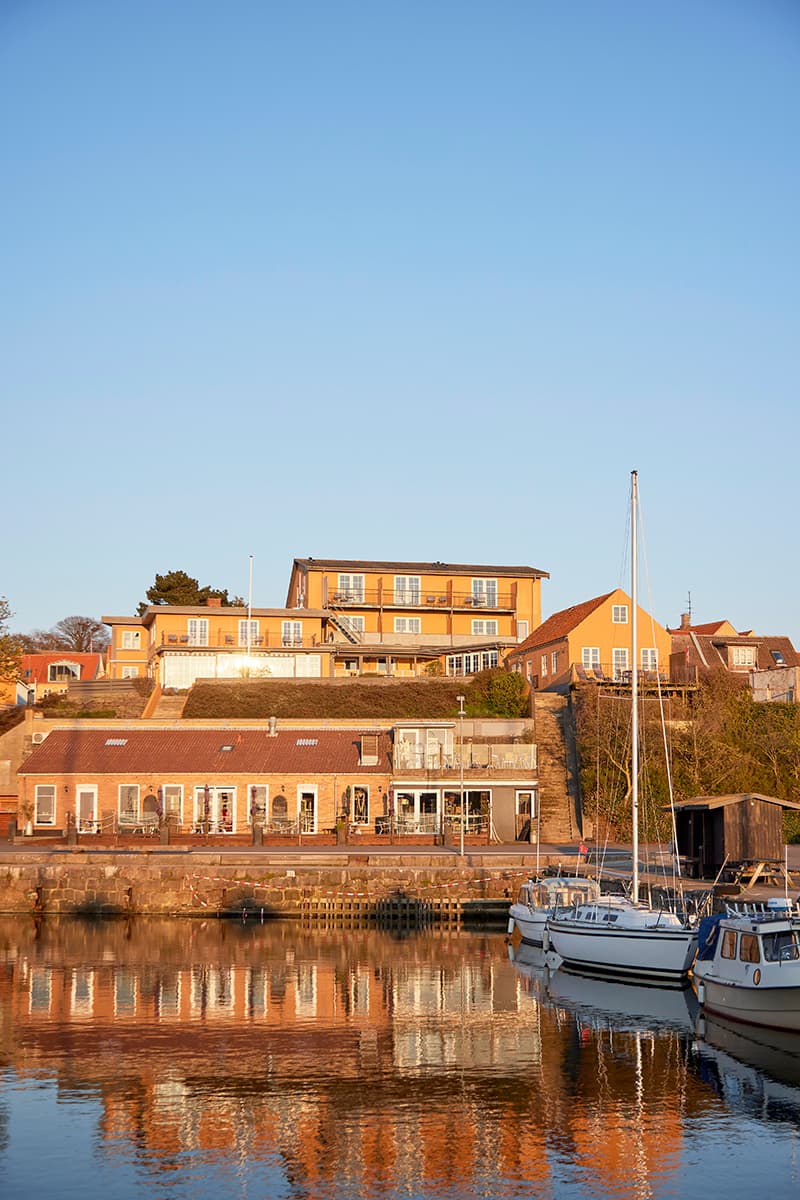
[670,792,800,813]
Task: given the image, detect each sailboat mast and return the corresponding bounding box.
[631,470,639,904]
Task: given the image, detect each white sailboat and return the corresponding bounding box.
[545,471,698,986]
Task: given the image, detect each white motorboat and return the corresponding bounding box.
[543,473,697,986]
[692,910,800,1032]
[507,875,601,946]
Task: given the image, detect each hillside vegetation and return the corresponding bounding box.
[574,672,800,843]
[183,669,531,721]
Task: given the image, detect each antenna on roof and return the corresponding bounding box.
[687,590,692,622]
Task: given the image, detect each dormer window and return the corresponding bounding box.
[48,662,79,682]
[732,646,756,667]
[360,735,379,766]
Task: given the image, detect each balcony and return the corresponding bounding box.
[393,743,536,774]
[326,588,514,610]
[158,631,310,650]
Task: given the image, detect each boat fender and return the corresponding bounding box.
[753,968,761,986]
[542,926,550,953]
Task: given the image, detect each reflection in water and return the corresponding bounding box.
[1,918,799,1199]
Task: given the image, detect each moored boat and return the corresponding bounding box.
[692,911,800,1032]
[507,875,601,946]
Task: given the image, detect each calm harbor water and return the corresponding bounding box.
[1,917,799,1200]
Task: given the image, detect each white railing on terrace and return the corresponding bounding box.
[393,743,536,771]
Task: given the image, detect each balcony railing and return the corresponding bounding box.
[158,631,312,649]
[572,663,667,686]
[326,588,514,610]
[393,743,537,772]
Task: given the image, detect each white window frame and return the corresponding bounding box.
[298,785,318,834]
[337,574,364,602]
[582,647,600,668]
[341,615,364,635]
[472,619,498,636]
[122,630,141,649]
[541,654,548,678]
[394,617,421,634]
[187,618,209,646]
[121,666,139,679]
[612,648,629,680]
[48,662,78,683]
[238,619,260,647]
[162,784,183,823]
[76,785,98,834]
[394,575,421,606]
[733,646,756,667]
[118,784,140,822]
[34,784,56,826]
[472,578,498,606]
[612,605,629,624]
[551,650,558,674]
[641,648,658,672]
[282,620,303,646]
[517,620,529,642]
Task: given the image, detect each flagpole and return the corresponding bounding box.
[247,555,254,659]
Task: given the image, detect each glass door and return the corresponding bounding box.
[77,787,97,833]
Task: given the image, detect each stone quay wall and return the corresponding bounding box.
[0,850,545,918]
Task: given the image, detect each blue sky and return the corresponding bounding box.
[2,1,798,641]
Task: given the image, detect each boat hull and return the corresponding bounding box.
[546,919,697,985]
[508,906,547,947]
[699,978,800,1032]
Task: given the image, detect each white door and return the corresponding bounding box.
[77,787,97,833]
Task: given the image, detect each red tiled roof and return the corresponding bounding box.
[21,653,105,684]
[19,727,393,776]
[509,593,615,657]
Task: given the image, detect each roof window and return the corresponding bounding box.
[104,738,128,747]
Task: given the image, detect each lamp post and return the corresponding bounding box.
[457,694,466,858]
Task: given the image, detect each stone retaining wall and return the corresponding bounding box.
[0,851,543,917]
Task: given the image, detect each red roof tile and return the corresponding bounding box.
[19,727,393,776]
[21,653,105,684]
[509,593,615,656]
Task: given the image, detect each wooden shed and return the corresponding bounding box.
[670,793,800,879]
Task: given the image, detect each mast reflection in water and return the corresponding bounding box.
[0,918,799,1199]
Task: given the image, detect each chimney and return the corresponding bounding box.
[680,613,690,630]
[206,597,222,607]
[268,716,277,737]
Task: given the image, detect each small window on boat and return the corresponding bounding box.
[602,914,619,924]
[721,929,738,959]
[739,934,760,963]
[763,932,800,962]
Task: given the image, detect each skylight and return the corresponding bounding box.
[104,738,128,747]
[295,738,319,747]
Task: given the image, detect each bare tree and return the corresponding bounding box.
[23,615,109,654]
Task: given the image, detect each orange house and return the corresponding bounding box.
[506,588,672,690]
[286,558,548,677]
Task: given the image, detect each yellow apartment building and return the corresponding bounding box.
[104,558,548,688]
[286,557,548,678]
[506,588,672,690]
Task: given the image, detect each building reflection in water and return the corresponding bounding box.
[1,918,799,1198]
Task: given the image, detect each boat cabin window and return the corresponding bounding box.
[762,931,800,962]
[739,933,760,964]
[721,929,738,960]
